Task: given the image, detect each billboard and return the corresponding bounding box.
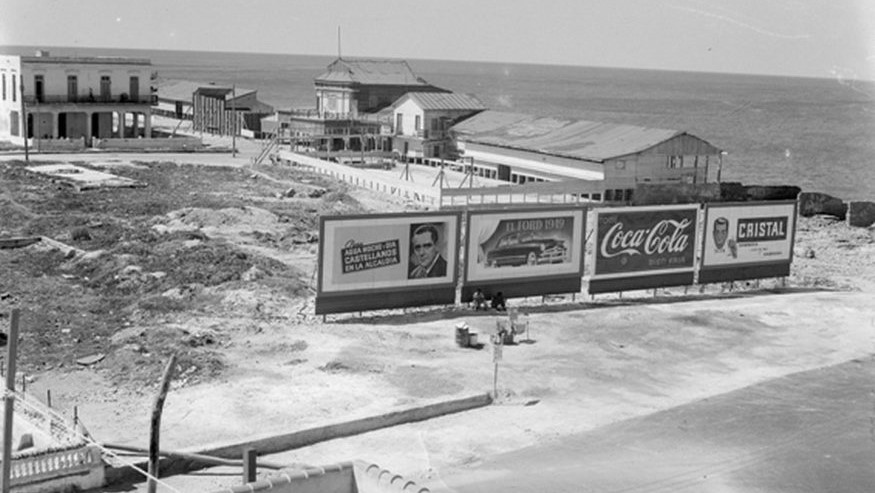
[699,201,797,283]
[587,205,699,293]
[316,212,461,314]
[462,207,585,300]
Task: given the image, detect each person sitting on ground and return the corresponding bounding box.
[472,288,487,311]
[491,291,506,311]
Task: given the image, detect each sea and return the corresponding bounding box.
[7,46,875,201]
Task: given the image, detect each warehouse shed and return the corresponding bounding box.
[451,111,723,201]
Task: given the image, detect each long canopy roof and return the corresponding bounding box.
[452,111,721,163]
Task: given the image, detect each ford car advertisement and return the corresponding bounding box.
[466,208,584,282]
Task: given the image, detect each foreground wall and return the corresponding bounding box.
[210,461,430,493]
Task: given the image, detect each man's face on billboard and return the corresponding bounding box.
[412,230,437,267]
[713,218,729,249]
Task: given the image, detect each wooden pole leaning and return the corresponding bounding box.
[147,353,177,493]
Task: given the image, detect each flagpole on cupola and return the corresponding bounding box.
[337,26,342,60]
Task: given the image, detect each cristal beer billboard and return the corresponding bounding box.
[462,207,586,301]
[699,201,797,283]
[587,205,699,294]
[316,211,461,314]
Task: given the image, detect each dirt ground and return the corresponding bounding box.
[1,136,874,492]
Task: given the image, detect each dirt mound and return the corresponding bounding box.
[156,206,280,234]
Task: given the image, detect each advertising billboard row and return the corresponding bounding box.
[316,201,798,314]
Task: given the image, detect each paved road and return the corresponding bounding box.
[436,355,875,493]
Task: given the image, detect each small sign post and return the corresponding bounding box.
[492,336,503,399]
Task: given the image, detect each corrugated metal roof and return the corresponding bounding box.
[157,79,256,102]
[401,92,487,111]
[155,80,203,102]
[452,111,717,163]
[314,58,431,86]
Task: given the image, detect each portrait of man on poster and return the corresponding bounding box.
[408,222,447,279]
[713,216,737,258]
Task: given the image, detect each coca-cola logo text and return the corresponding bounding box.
[600,218,692,258]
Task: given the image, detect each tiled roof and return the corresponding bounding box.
[452,110,721,162]
[401,92,487,111]
[315,58,431,86]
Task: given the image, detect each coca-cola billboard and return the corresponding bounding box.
[594,206,698,275]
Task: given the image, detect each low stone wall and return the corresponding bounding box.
[27,138,86,152]
[848,201,875,227]
[105,393,492,485]
[798,192,848,219]
[92,137,203,151]
[209,460,430,493]
[202,393,492,459]
[633,182,721,205]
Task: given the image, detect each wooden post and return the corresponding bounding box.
[147,353,177,493]
[493,361,499,400]
[46,389,51,408]
[20,84,29,162]
[2,309,21,493]
[231,84,237,157]
[243,447,257,484]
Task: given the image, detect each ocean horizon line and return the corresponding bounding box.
[0,43,858,84]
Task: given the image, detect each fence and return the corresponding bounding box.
[440,180,608,209]
[9,444,105,493]
[276,151,441,206]
[92,136,203,151]
[25,138,86,152]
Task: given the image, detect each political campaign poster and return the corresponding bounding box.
[700,201,797,283]
[316,212,460,314]
[587,205,699,293]
[462,207,585,300]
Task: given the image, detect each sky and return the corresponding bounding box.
[2,0,874,81]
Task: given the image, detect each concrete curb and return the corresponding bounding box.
[105,392,492,485]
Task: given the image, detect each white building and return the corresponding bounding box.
[0,50,154,147]
[390,91,486,160]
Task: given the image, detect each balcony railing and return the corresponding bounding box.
[282,108,391,124]
[24,94,156,105]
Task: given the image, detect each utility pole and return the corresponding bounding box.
[19,83,29,162]
[2,309,21,493]
[231,85,237,157]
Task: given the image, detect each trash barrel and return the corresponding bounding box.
[455,323,470,347]
[467,332,478,347]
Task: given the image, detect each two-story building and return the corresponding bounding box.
[0,50,155,147]
[278,58,448,153]
[390,92,486,160]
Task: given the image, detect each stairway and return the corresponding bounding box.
[252,132,280,165]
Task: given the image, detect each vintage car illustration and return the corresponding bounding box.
[485,232,567,267]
